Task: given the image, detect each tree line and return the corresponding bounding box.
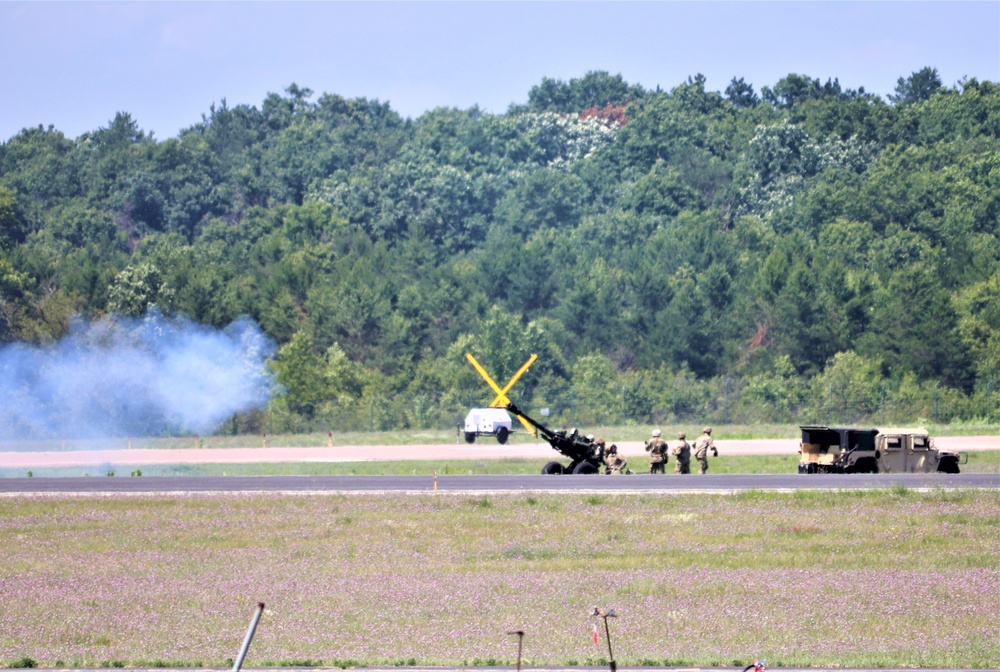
[2,67,999,431]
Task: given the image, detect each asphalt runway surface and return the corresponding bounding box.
[2,472,998,495]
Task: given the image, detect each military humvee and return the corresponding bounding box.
[798,425,962,474]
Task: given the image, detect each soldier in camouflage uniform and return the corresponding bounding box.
[693,427,718,474]
[604,444,628,474]
[644,429,668,474]
[672,431,691,474]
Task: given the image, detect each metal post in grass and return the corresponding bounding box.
[881,384,887,426]
[591,607,617,672]
[232,602,265,672]
[934,381,941,423]
[724,376,730,425]
[570,387,575,426]
[987,380,993,426]
[672,377,678,421]
[507,630,524,672]
[827,383,833,425]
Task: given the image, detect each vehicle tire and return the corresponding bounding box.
[742,666,759,672]
[541,461,564,475]
[845,458,872,474]
[937,456,960,474]
[496,426,509,445]
[572,461,599,475]
[464,432,476,444]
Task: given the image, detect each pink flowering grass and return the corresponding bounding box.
[0,490,997,668]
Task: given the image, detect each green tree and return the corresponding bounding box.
[493,167,587,238]
[271,330,329,418]
[743,355,803,421]
[572,351,620,425]
[811,351,884,421]
[0,254,32,340]
[526,71,644,113]
[106,262,174,317]
[889,67,943,107]
[954,271,1000,381]
[725,77,759,108]
[857,264,971,384]
[0,188,29,249]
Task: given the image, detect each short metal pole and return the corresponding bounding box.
[672,377,678,420]
[232,602,265,672]
[507,630,524,672]
[592,607,617,672]
[828,383,833,425]
[622,385,627,425]
[934,381,941,423]
[986,381,992,426]
[881,384,886,426]
[724,376,730,425]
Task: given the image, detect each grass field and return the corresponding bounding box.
[1,489,998,668]
[5,450,999,478]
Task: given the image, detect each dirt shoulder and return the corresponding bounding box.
[1,436,997,468]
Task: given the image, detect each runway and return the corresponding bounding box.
[2,472,997,495]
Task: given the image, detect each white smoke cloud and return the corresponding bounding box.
[0,310,276,441]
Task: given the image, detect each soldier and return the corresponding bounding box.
[604,444,628,475]
[591,436,606,464]
[672,431,691,474]
[693,426,718,474]
[644,429,669,474]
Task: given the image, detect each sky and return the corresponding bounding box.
[1,1,998,143]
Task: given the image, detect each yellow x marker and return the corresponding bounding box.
[466,353,538,436]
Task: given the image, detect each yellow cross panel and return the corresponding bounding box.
[465,353,538,436]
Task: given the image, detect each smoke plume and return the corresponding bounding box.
[0,310,276,441]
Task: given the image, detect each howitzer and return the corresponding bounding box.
[505,402,603,475]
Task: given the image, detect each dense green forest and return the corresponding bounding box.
[2,68,999,431]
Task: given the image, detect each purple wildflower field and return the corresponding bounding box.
[1,490,997,668]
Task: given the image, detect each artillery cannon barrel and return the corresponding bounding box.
[505,403,555,441]
[506,403,593,462]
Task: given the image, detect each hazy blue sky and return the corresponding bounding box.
[2,1,998,142]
